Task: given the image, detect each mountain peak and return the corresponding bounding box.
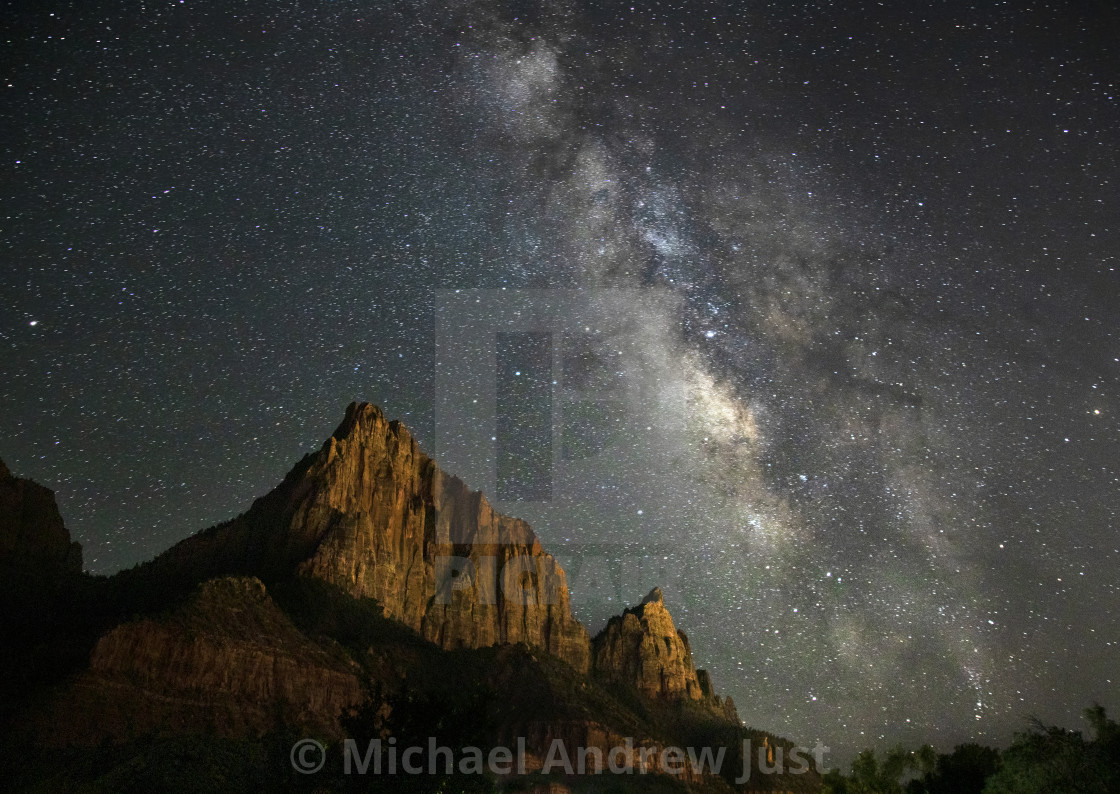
[302,403,590,671]
[331,401,387,441]
[152,402,591,673]
[593,588,710,703]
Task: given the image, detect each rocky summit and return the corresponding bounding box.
[299,403,591,672]
[593,586,740,722]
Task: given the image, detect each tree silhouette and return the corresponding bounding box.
[981,706,1118,794]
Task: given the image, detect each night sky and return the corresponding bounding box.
[3,0,1118,764]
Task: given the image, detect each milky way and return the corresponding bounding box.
[2,0,1118,763]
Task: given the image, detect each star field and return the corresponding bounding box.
[2,0,1118,765]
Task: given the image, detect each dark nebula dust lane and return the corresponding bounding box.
[2,0,1118,762]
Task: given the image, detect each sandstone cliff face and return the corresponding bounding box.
[155,402,590,673]
[592,587,738,721]
[297,404,590,672]
[592,587,704,700]
[36,577,364,745]
[0,457,82,575]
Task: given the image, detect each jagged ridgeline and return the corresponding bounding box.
[0,404,821,793]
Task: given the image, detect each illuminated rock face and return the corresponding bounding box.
[156,401,590,673]
[74,402,746,713]
[8,404,747,767]
[591,586,705,700]
[591,586,738,720]
[152,402,751,694]
[293,402,591,673]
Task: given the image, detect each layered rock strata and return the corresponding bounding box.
[37,577,364,744]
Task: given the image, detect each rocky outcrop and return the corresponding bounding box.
[593,587,738,720]
[152,403,591,673]
[0,457,82,575]
[34,577,364,745]
[592,587,704,700]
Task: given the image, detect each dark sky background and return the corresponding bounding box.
[3,0,1118,765]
